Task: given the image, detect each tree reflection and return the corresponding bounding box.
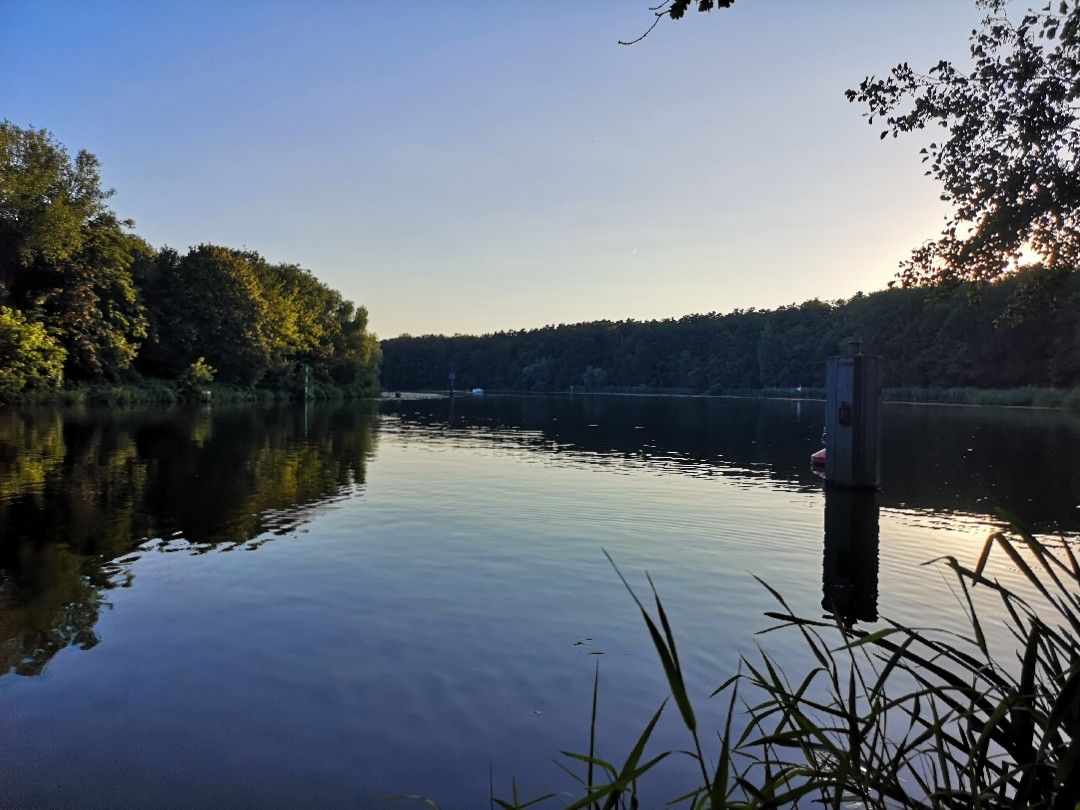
[385,395,1080,533]
[0,404,378,676]
[0,544,103,675]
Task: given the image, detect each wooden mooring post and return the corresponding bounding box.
[825,340,881,489]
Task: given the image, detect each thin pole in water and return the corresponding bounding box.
[303,364,310,438]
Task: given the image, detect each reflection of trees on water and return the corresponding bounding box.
[0,404,379,676]
[383,394,1080,534]
[0,544,105,676]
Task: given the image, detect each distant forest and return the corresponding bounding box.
[0,122,380,401]
[381,270,1080,394]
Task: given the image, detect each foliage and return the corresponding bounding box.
[138,245,273,384]
[631,2,1080,295]
[1,122,148,380]
[848,0,1080,289]
[0,305,66,400]
[0,121,112,279]
[137,245,381,392]
[619,1,735,46]
[0,122,380,396]
[180,357,216,394]
[35,218,149,379]
[381,270,1080,395]
[501,524,1080,807]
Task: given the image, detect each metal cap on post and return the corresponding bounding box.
[825,341,881,489]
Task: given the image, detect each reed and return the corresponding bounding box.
[494,518,1079,808]
[882,386,1080,409]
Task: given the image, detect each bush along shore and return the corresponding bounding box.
[12,378,379,407]
[491,521,1079,809]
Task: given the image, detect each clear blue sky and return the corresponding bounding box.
[1,1,987,338]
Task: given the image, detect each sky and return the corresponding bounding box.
[1,1,989,338]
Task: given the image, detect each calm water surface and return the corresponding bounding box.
[0,395,1077,807]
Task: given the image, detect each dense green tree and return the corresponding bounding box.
[327,303,381,392]
[0,122,112,286]
[137,245,272,384]
[32,219,149,379]
[137,246,381,392]
[1,122,148,380]
[0,306,66,400]
[254,260,381,391]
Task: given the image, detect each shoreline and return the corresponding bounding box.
[10,383,1079,414]
[389,386,1080,413]
[5,381,380,408]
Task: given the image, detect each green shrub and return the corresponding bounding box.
[179,357,216,395]
[79,382,178,405]
[0,307,66,401]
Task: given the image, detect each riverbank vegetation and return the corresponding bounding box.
[496,524,1079,808]
[381,269,1080,407]
[14,379,368,407]
[0,122,380,404]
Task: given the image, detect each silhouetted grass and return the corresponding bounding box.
[884,385,1080,409]
[493,519,1078,808]
[575,385,1080,411]
[708,387,827,400]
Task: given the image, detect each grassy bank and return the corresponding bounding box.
[12,379,379,407]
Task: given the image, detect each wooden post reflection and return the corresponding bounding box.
[822,484,880,625]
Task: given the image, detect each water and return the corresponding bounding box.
[0,395,1076,807]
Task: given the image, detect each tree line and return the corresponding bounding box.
[0,122,380,401]
[382,0,1080,401]
[380,269,1080,394]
